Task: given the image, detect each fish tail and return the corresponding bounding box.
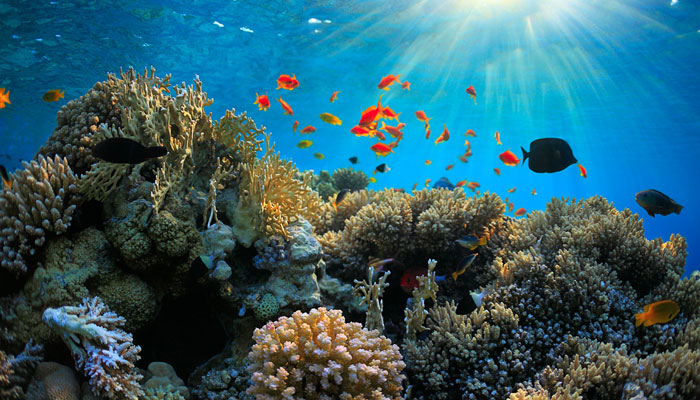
[452,272,458,281]
[147,146,168,158]
[675,203,683,215]
[521,146,529,166]
[634,313,645,327]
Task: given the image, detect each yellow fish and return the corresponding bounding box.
[297,140,312,149]
[319,112,342,126]
[635,300,680,327]
[0,88,10,108]
[42,89,65,102]
[314,152,325,160]
[369,177,377,183]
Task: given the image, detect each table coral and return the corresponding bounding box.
[0,155,81,277]
[247,307,405,399]
[43,297,144,400]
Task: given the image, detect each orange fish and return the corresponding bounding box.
[380,106,401,122]
[415,110,431,125]
[359,96,384,126]
[531,188,537,195]
[508,203,514,212]
[465,129,476,137]
[425,160,432,165]
[499,149,520,166]
[578,163,587,178]
[445,164,454,171]
[494,131,502,145]
[514,208,526,217]
[254,92,270,111]
[277,74,299,90]
[467,181,480,191]
[456,180,466,187]
[464,140,471,147]
[42,89,65,102]
[329,91,340,103]
[401,81,411,90]
[494,168,501,176]
[300,125,316,134]
[465,85,477,104]
[635,300,680,327]
[434,124,450,145]
[458,155,468,163]
[380,121,405,140]
[425,179,431,187]
[277,98,294,115]
[425,129,431,140]
[0,88,10,109]
[373,130,386,141]
[371,142,394,157]
[507,187,516,193]
[412,182,418,191]
[350,125,372,137]
[292,120,299,133]
[369,177,377,183]
[377,74,401,90]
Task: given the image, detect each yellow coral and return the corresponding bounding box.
[247,307,405,399]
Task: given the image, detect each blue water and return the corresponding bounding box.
[1,0,698,274]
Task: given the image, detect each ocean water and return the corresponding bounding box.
[0,0,698,274]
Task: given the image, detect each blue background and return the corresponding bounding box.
[0,0,698,275]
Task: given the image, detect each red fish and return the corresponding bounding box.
[401,81,411,90]
[373,130,386,141]
[350,125,372,137]
[508,202,514,213]
[494,168,501,176]
[0,88,10,109]
[292,120,299,133]
[531,188,537,195]
[499,149,520,166]
[378,74,402,90]
[400,267,446,293]
[507,187,516,193]
[495,131,502,145]
[277,98,294,115]
[465,129,476,137]
[254,92,270,111]
[425,160,432,165]
[380,106,401,122]
[277,74,299,90]
[467,181,480,191]
[456,180,466,187]
[412,182,418,191]
[434,124,450,145]
[359,96,384,126]
[425,178,431,187]
[329,91,340,103]
[425,128,431,140]
[466,85,477,104]
[445,164,454,170]
[415,110,431,125]
[514,207,526,217]
[300,125,316,134]
[371,142,394,157]
[578,163,587,178]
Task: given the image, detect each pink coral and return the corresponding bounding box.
[42,297,143,400]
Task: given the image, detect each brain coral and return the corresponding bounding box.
[247,307,405,399]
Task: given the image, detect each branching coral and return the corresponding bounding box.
[0,340,43,400]
[247,307,405,399]
[43,297,144,400]
[353,266,391,333]
[332,167,369,192]
[0,155,81,276]
[233,150,320,246]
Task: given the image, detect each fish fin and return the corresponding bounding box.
[635,313,645,327]
[647,210,655,217]
[520,147,529,166]
[643,304,651,312]
[452,272,458,281]
[147,146,168,158]
[675,204,683,214]
[644,318,654,327]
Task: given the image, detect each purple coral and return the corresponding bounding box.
[42,297,144,400]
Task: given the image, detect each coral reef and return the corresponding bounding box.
[25,361,80,400]
[43,297,143,400]
[0,340,44,400]
[332,167,370,192]
[0,155,81,276]
[247,307,405,399]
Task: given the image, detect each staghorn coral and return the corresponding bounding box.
[43,297,144,400]
[353,266,391,333]
[0,340,44,400]
[332,167,369,192]
[0,155,81,276]
[247,307,405,399]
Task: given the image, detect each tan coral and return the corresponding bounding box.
[0,155,81,276]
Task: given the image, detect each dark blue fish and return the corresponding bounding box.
[93,137,167,164]
[635,189,682,217]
